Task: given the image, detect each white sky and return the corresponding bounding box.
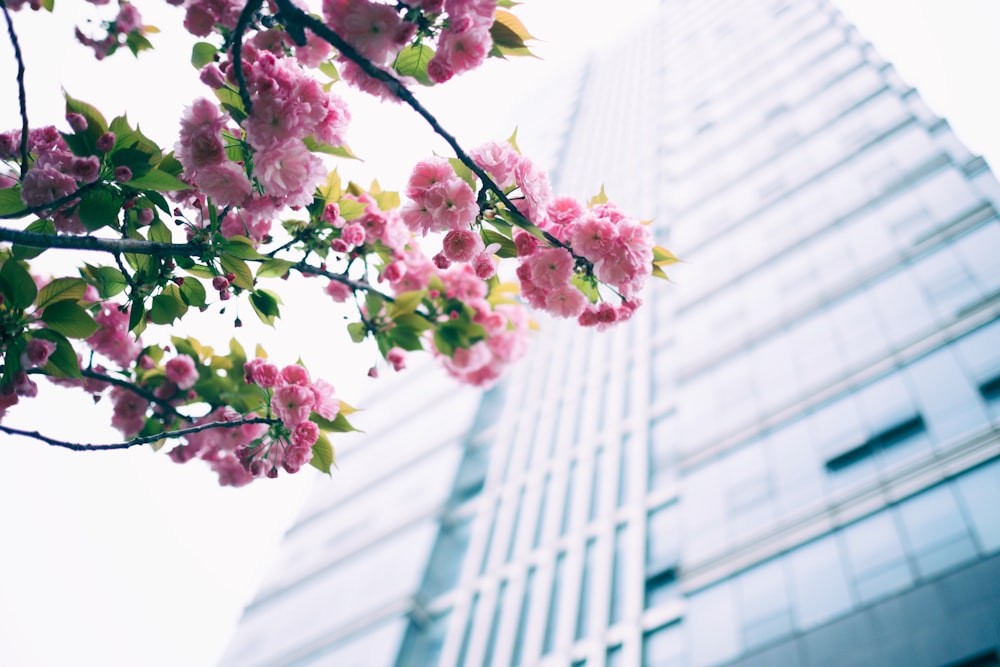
[0,2,997,666]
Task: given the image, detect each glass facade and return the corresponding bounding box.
[221,1,1000,665]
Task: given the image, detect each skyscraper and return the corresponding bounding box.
[221,1,1000,665]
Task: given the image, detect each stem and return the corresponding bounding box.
[0,0,29,178]
[293,260,394,300]
[0,226,200,257]
[0,416,276,452]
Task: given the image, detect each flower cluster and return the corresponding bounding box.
[233,359,339,478]
[74,1,148,60]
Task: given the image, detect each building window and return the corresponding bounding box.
[643,621,685,667]
[609,525,628,625]
[542,552,566,655]
[510,567,536,667]
[575,538,596,641]
[825,414,926,472]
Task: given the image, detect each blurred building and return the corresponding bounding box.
[220,0,1000,665]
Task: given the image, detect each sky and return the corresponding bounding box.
[0,2,997,666]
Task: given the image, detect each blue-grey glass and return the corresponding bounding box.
[954,460,1000,553]
[734,558,793,649]
[841,512,913,603]
[643,622,686,667]
[686,580,741,666]
[482,581,508,667]
[787,535,853,628]
[606,644,624,667]
[896,483,977,578]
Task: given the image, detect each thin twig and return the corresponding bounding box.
[0,225,200,256]
[293,260,395,301]
[232,0,264,116]
[0,0,29,178]
[0,416,276,451]
[26,366,195,423]
[0,180,101,220]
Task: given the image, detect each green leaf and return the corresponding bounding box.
[489,10,537,58]
[572,273,600,304]
[128,300,146,334]
[312,411,359,434]
[64,92,109,145]
[364,291,384,318]
[347,321,368,343]
[481,228,518,258]
[12,218,55,260]
[191,42,217,69]
[448,157,477,191]
[652,245,680,266]
[183,265,216,281]
[387,290,425,318]
[393,313,432,332]
[127,169,190,191]
[373,190,400,211]
[179,277,207,308]
[388,326,424,352]
[256,258,295,279]
[222,237,263,260]
[506,127,521,154]
[147,218,173,244]
[302,135,359,160]
[40,300,99,338]
[587,185,609,208]
[31,328,82,379]
[318,60,340,81]
[156,152,184,177]
[393,44,435,85]
[0,259,37,310]
[124,31,154,58]
[111,146,154,179]
[337,199,367,220]
[309,432,336,475]
[149,291,184,325]
[78,187,122,232]
[0,186,24,216]
[249,289,281,326]
[219,255,254,290]
[85,265,128,298]
[35,277,87,310]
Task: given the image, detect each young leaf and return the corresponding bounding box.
[40,300,100,338]
[256,258,295,279]
[347,321,368,343]
[0,186,24,216]
[309,433,336,475]
[393,44,435,86]
[0,259,37,310]
[249,289,281,326]
[387,290,426,318]
[448,157,477,191]
[78,187,123,232]
[179,277,207,308]
[587,185,609,208]
[219,255,254,290]
[35,277,87,310]
[191,42,218,69]
[127,169,191,191]
[12,218,55,260]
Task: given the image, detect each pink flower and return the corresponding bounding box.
[568,211,616,262]
[110,386,148,437]
[471,141,519,189]
[282,444,313,474]
[442,229,483,263]
[291,421,319,448]
[471,251,496,279]
[86,305,142,368]
[310,379,340,420]
[528,247,574,290]
[195,161,252,207]
[20,338,56,368]
[280,364,310,387]
[545,285,588,318]
[252,141,325,208]
[323,0,410,65]
[423,178,478,231]
[406,159,455,198]
[96,132,116,153]
[326,280,352,302]
[340,222,366,248]
[165,355,199,390]
[387,347,406,371]
[272,384,314,427]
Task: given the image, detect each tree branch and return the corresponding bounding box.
[271,0,568,250]
[232,0,264,116]
[0,0,29,178]
[0,225,201,256]
[0,180,101,220]
[0,416,276,451]
[293,260,396,301]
